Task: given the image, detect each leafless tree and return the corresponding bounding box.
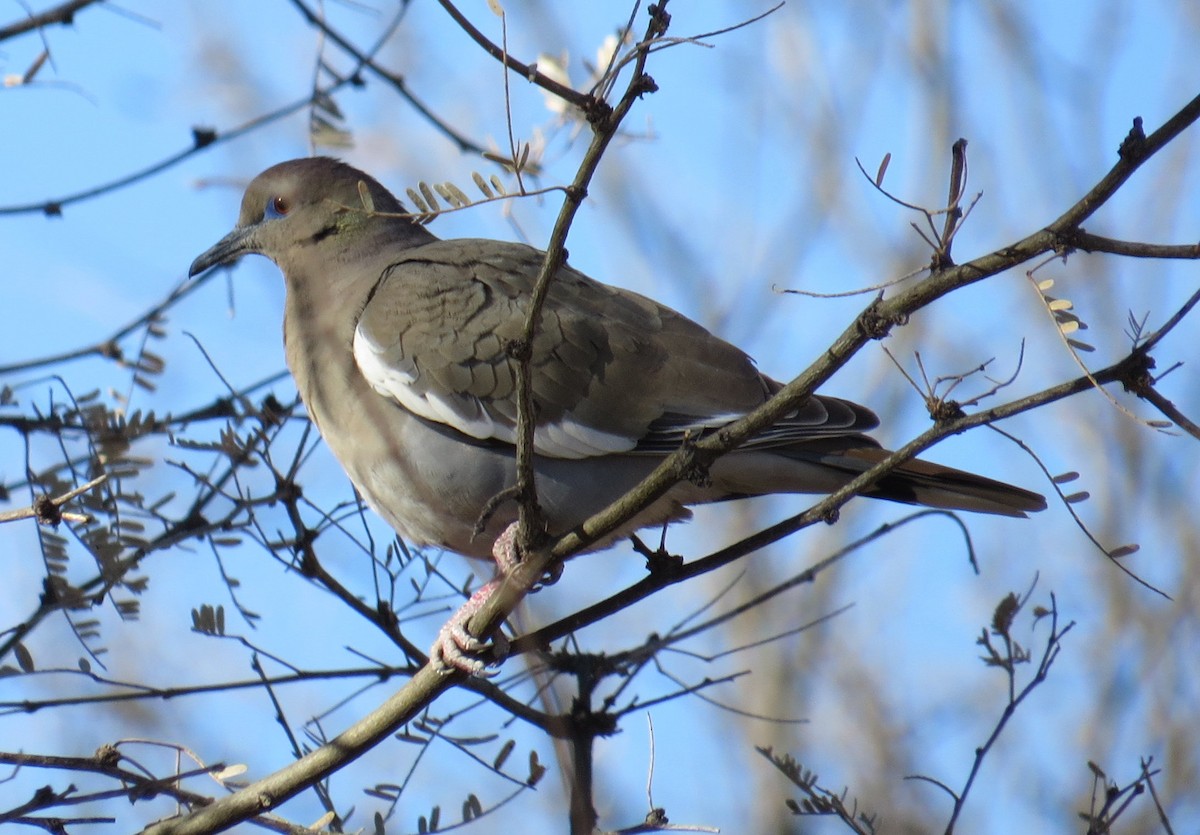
[1,2,1197,833]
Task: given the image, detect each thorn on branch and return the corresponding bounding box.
[94,743,121,770]
[295,531,320,576]
[32,493,63,527]
[567,703,620,738]
[929,398,966,422]
[585,98,615,129]
[648,3,672,37]
[259,393,287,427]
[1118,116,1146,159]
[644,808,669,826]
[272,472,303,505]
[177,509,210,537]
[1,474,107,527]
[630,532,683,578]
[1117,351,1156,397]
[503,336,532,363]
[191,127,217,149]
[632,74,659,98]
[857,297,904,340]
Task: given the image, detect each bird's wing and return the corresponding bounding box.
[353,239,877,459]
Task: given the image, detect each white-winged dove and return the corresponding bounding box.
[190,157,1044,673]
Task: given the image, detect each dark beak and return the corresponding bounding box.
[189,226,257,277]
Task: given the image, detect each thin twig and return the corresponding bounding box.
[0,473,107,525]
[0,0,102,42]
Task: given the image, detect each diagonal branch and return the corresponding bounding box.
[538,93,1200,569]
[137,6,675,833]
[436,0,593,110]
[507,4,665,551]
[512,340,1176,651]
[0,0,101,43]
[134,51,1200,835]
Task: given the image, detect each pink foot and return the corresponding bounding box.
[429,524,520,676]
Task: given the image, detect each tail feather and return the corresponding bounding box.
[706,439,1046,518]
[844,447,1046,517]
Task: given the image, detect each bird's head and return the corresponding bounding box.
[189,157,418,278]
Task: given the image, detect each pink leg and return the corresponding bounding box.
[430,523,520,676]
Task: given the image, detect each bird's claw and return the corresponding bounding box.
[429,522,521,677]
[430,606,511,676]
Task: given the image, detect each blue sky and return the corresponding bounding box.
[2,2,1199,833]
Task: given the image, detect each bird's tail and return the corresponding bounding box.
[822,445,1047,517]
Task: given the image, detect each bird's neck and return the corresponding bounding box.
[280,218,434,349]
[278,220,436,433]
[279,249,375,435]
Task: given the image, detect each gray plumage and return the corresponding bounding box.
[190,157,1045,561]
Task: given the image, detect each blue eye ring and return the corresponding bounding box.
[265,195,290,219]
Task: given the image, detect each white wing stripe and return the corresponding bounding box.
[354,323,635,459]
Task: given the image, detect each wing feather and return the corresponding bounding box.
[352,238,876,460]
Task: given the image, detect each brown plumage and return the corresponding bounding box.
[190,157,1044,563]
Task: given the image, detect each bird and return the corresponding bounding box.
[189,157,1045,674]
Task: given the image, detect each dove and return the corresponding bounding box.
[190,157,1044,673]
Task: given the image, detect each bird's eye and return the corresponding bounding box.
[265,195,290,219]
